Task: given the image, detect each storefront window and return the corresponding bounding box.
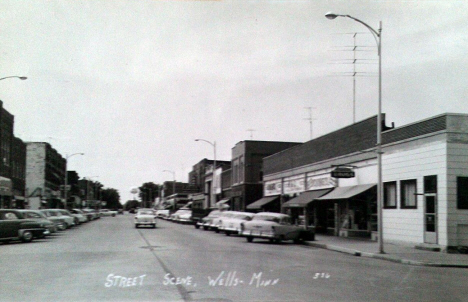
[384,181,397,209]
[401,179,417,209]
[457,177,468,210]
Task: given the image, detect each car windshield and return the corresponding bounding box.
[138,210,154,215]
[252,215,282,223]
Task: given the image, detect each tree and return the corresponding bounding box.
[138,182,162,208]
[100,188,121,209]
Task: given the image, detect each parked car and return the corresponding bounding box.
[118,209,124,215]
[0,209,49,243]
[82,208,100,221]
[155,209,170,219]
[210,211,236,233]
[240,212,310,244]
[41,209,75,229]
[100,209,117,217]
[38,210,67,231]
[170,209,192,224]
[69,209,88,224]
[18,210,57,234]
[134,208,156,228]
[218,211,255,236]
[59,209,84,225]
[191,208,213,226]
[196,210,223,230]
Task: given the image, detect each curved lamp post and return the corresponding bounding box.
[64,153,84,209]
[0,76,27,81]
[325,12,384,254]
[195,139,217,207]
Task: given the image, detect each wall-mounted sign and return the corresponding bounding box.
[331,167,355,178]
[283,175,305,195]
[306,176,337,190]
[264,180,282,196]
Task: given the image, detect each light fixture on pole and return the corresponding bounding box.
[325,12,384,254]
[63,153,84,209]
[195,139,217,208]
[0,76,27,81]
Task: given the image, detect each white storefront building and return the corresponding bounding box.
[262,113,468,251]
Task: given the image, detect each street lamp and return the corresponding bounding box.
[63,153,84,209]
[0,76,27,81]
[163,170,176,210]
[325,12,384,254]
[195,139,217,208]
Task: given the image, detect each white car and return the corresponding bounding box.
[196,210,223,230]
[155,210,170,219]
[211,211,236,232]
[240,212,307,244]
[134,209,156,228]
[171,209,192,224]
[100,209,117,217]
[218,211,255,236]
[67,209,87,224]
[41,209,75,229]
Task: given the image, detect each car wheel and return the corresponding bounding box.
[63,222,69,229]
[112,214,116,217]
[293,238,303,244]
[247,236,253,243]
[215,228,220,233]
[203,226,208,230]
[135,224,139,228]
[21,231,34,243]
[152,224,156,229]
[225,232,230,236]
[195,225,200,229]
[74,218,79,225]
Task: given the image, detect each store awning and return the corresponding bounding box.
[316,184,376,200]
[247,196,279,210]
[215,198,230,206]
[282,189,332,208]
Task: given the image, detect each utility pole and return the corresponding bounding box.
[304,107,316,140]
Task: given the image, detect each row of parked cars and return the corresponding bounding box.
[161,208,314,244]
[0,208,104,244]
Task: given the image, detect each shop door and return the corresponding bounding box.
[424,194,437,244]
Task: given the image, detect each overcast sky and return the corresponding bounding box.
[2,0,467,203]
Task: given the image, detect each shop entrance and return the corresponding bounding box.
[424,194,437,244]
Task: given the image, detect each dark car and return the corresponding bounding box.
[0,209,49,243]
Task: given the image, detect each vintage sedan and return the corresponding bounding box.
[211,211,236,233]
[218,211,255,236]
[240,212,308,244]
[0,210,49,243]
[41,209,75,229]
[18,210,57,234]
[99,209,117,217]
[170,209,192,224]
[196,210,223,230]
[134,208,156,228]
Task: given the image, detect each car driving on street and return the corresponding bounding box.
[134,208,157,228]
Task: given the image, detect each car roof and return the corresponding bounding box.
[254,212,289,217]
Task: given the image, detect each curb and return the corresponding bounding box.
[304,241,468,268]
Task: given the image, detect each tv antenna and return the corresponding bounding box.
[304,107,317,140]
[328,32,377,123]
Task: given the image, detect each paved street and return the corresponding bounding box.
[1,214,467,302]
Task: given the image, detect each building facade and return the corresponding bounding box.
[11,136,26,208]
[26,142,66,209]
[263,113,468,251]
[230,140,302,211]
[0,101,15,208]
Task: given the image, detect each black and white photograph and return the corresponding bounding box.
[1,0,468,301]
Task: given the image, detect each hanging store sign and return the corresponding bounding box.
[264,180,282,196]
[331,167,355,178]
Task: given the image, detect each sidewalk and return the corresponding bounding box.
[304,234,468,268]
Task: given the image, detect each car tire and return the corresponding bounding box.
[226,232,230,236]
[135,224,139,228]
[112,214,116,217]
[247,236,253,243]
[63,222,69,229]
[152,224,156,228]
[203,226,208,230]
[293,238,303,244]
[215,228,219,233]
[195,225,200,229]
[21,231,33,243]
